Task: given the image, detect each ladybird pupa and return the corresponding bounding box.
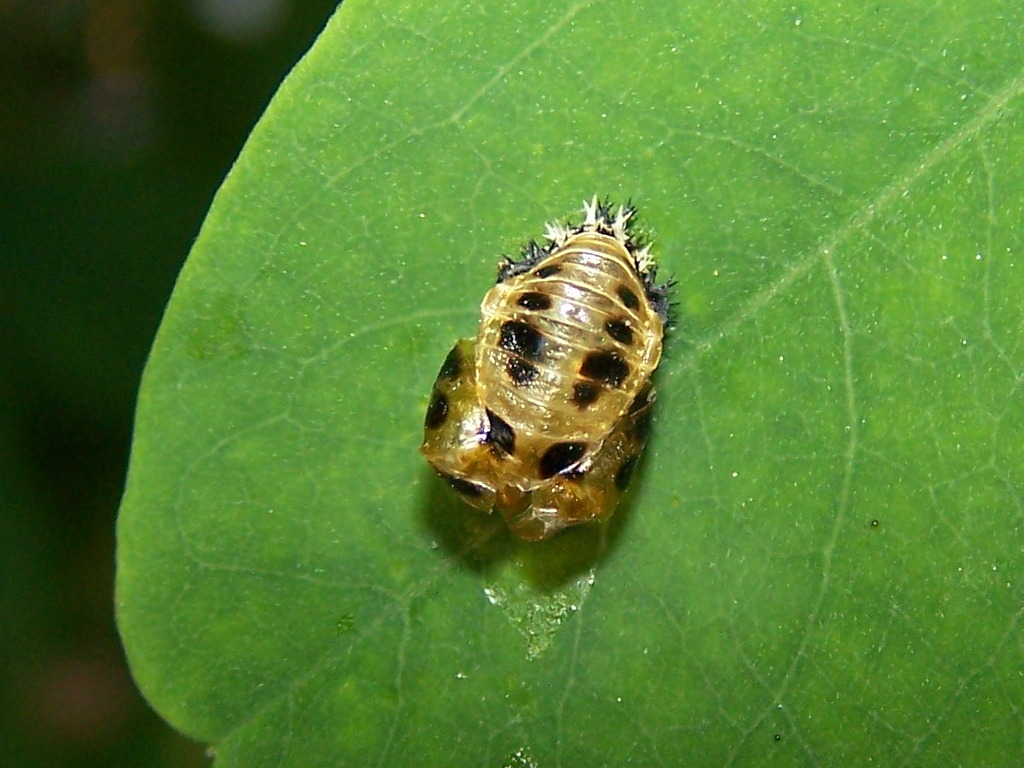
[421,197,670,540]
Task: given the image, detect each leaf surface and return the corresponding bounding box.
[117,1,1024,764]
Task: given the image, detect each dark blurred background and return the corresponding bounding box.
[0,1,337,765]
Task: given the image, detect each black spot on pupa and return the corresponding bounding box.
[571,381,601,409]
[499,320,544,361]
[605,318,634,346]
[438,345,462,380]
[628,386,655,415]
[441,473,486,499]
[561,464,588,481]
[627,386,656,441]
[631,407,654,444]
[539,442,587,479]
[614,455,639,491]
[424,390,448,429]
[617,285,641,311]
[517,291,552,311]
[580,350,630,388]
[485,409,516,456]
[535,264,561,279]
[505,356,539,386]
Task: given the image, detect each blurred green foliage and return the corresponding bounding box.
[0,2,336,765]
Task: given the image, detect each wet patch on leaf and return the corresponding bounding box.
[483,564,596,660]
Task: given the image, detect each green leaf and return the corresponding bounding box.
[116,0,1024,764]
